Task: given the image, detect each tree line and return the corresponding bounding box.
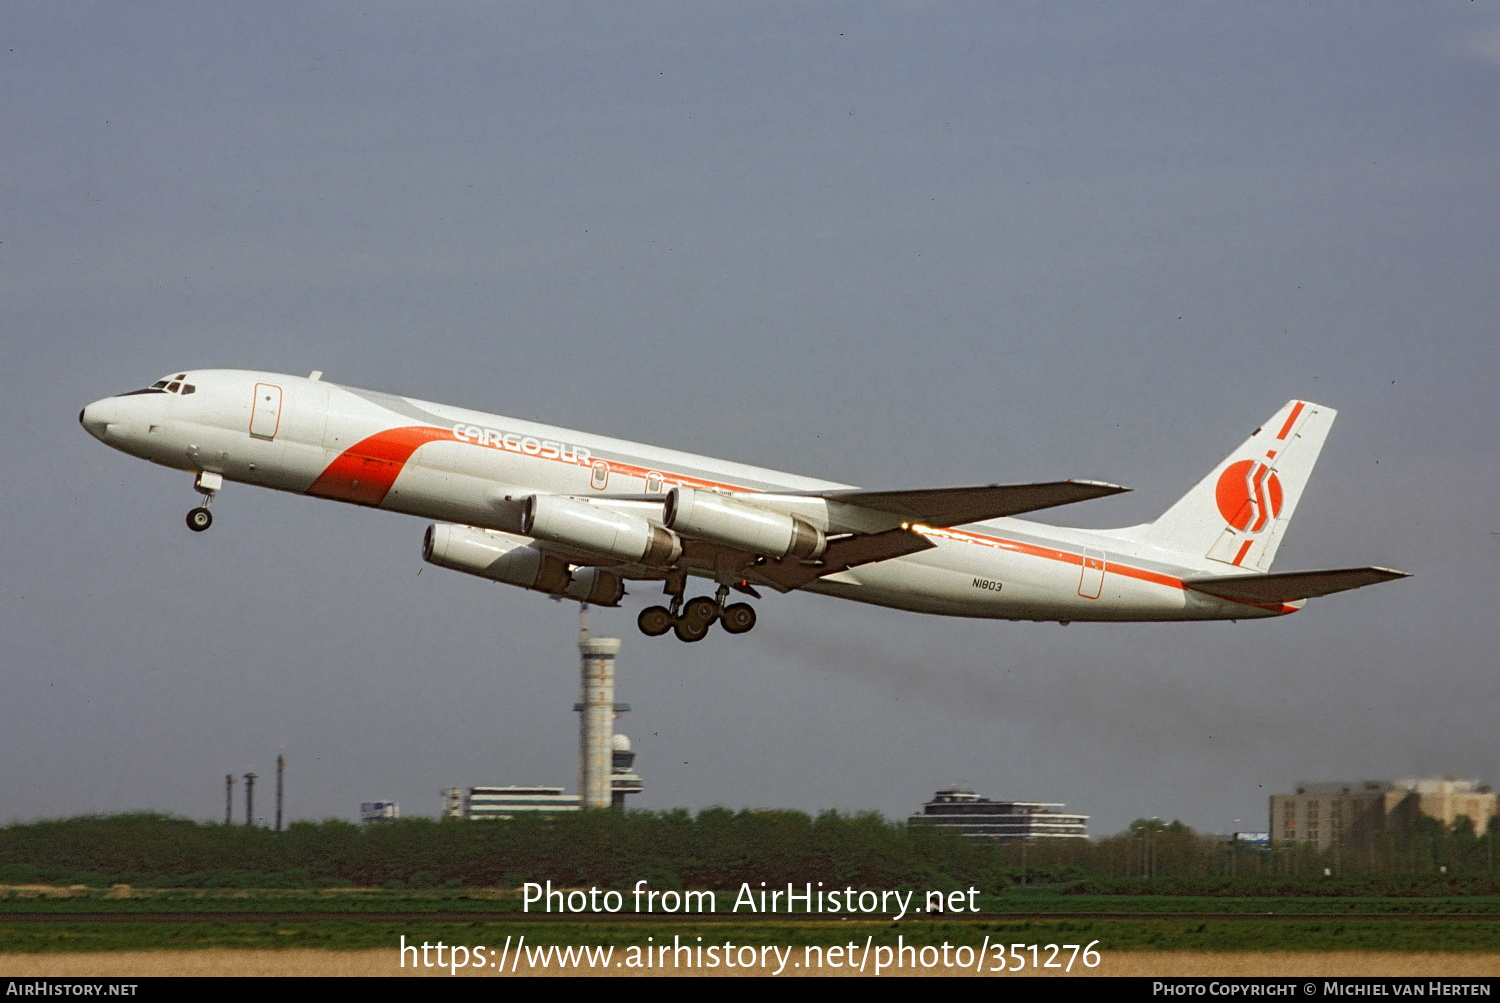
[0,810,1495,894]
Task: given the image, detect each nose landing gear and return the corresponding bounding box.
[186,471,223,533]
[637,581,759,641]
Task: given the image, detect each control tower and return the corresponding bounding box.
[573,607,642,810]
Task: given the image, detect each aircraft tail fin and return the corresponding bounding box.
[1126,400,1336,571]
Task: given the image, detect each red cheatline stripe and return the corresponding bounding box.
[1276,401,1305,440]
[307,427,456,506]
[1232,539,1254,566]
[939,527,1288,611]
[935,527,1182,591]
[593,457,749,493]
[308,425,757,507]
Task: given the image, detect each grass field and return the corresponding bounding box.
[1,885,1496,962]
[1,917,1497,954]
[6,884,1500,915]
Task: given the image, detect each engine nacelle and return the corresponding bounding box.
[422,524,624,605]
[663,486,826,560]
[560,566,627,606]
[520,494,681,566]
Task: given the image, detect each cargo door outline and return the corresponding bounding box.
[250,383,283,440]
[1078,547,1106,599]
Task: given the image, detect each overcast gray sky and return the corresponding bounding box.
[3,3,1497,837]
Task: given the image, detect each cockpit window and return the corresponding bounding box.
[115,373,193,397]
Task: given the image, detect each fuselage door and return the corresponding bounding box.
[250,383,283,440]
[1078,547,1106,599]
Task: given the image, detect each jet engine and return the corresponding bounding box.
[663,486,826,560]
[520,494,681,566]
[422,523,625,606]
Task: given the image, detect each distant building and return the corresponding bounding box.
[909,788,1088,841]
[441,785,580,820]
[1270,778,1497,851]
[360,800,399,823]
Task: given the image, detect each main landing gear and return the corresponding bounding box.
[186,471,223,533]
[637,582,758,642]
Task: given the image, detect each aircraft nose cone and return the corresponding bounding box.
[79,400,112,441]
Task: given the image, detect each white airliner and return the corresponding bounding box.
[80,370,1407,641]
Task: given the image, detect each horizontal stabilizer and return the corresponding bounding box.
[1184,566,1410,604]
[820,480,1129,528]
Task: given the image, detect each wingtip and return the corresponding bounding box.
[1068,479,1131,494]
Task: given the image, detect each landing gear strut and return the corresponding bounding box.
[186,471,223,533]
[636,579,760,640]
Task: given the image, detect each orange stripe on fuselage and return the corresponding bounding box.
[308,425,756,507]
[928,527,1290,613]
[307,427,456,505]
[455,428,751,494]
[932,526,1186,593]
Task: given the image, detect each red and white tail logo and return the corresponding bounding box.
[1208,457,1287,566]
[1215,459,1284,534]
[1120,400,1335,572]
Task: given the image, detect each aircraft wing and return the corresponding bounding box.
[817,480,1128,528]
[1183,566,1410,604]
[528,481,1124,593]
[745,529,938,593]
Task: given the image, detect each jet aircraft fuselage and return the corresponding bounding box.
[80,369,1406,641]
